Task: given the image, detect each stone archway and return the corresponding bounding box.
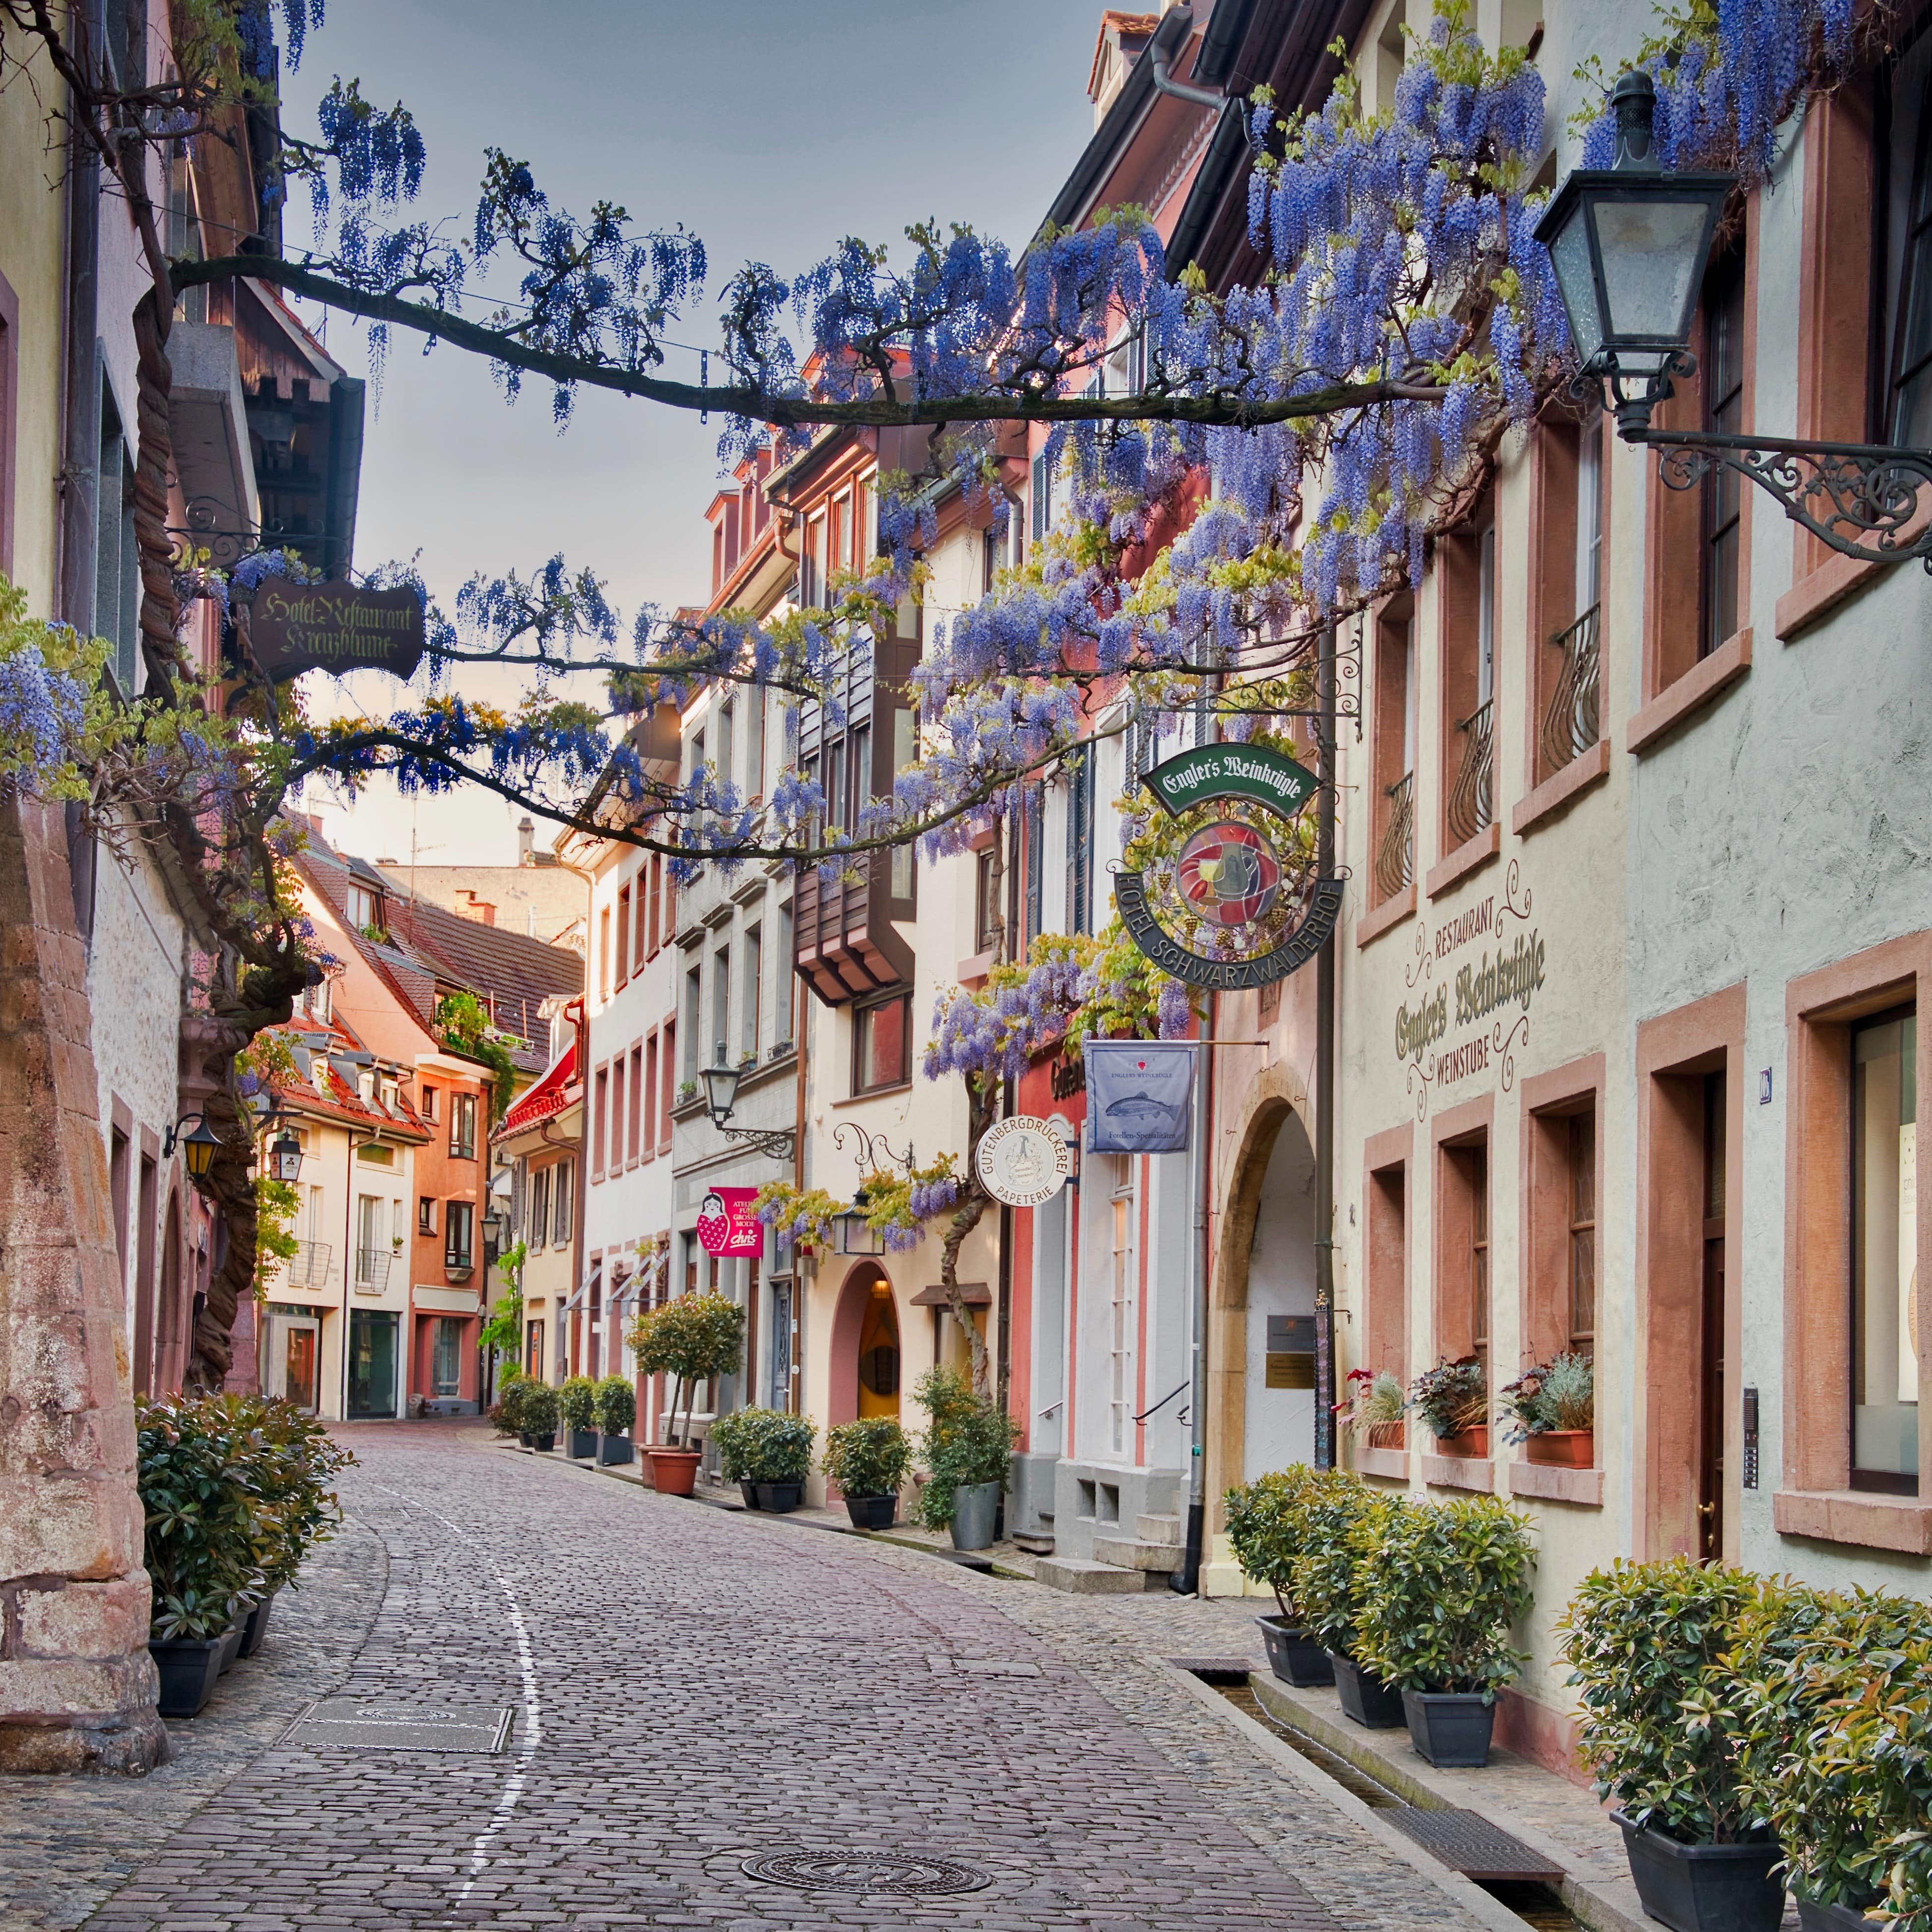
[1207,1059,1317,1531]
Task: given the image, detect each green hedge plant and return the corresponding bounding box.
[1222,1465,1337,1623]
[243,1399,355,1595]
[559,1375,596,1433]
[1731,1580,1932,1922]
[592,1374,635,1436]
[1557,1556,1769,1844]
[1351,1495,1534,1697]
[490,1371,527,1437]
[822,1417,913,1499]
[519,1382,560,1435]
[914,1367,1018,1531]
[1287,1472,1392,1657]
[710,1406,816,1483]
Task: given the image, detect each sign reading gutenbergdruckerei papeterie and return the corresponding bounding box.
[1116,741,1341,990]
[247,581,427,683]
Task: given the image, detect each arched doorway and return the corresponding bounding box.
[829,1263,901,1426]
[1209,1065,1319,1513]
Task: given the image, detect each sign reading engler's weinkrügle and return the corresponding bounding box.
[249,582,427,683]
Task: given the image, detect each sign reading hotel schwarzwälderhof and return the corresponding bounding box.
[1116,742,1343,988]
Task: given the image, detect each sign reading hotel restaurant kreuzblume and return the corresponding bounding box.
[249,581,427,682]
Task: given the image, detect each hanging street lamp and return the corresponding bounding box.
[832,1185,888,1258]
[267,1129,304,1184]
[1537,69,1932,568]
[699,1057,796,1161]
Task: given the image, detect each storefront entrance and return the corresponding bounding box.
[830,1264,901,1425]
[347,1309,399,1419]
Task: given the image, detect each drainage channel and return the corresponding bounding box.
[1202,1678,1584,1932]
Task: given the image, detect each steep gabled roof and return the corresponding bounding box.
[259,1014,432,1140]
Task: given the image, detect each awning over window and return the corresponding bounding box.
[909,1280,992,1307]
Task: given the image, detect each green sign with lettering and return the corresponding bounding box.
[1143,742,1316,820]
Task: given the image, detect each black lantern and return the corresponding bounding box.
[833,1186,887,1257]
[179,1118,222,1182]
[269,1130,303,1184]
[702,1060,744,1128]
[1534,71,1732,435]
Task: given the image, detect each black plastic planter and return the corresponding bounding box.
[1795,1898,1884,1931]
[149,1636,224,1718]
[1613,1813,1785,1932]
[755,1481,804,1513]
[237,1591,277,1658]
[217,1624,244,1676]
[530,1430,556,1453]
[738,1480,760,1508]
[1402,1689,1495,1767]
[567,1426,597,1460]
[1327,1651,1407,1728]
[1256,1616,1334,1688]
[597,1434,633,1466]
[844,1492,897,1530]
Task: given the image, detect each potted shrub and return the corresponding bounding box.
[1289,1474,1407,1727]
[1500,1353,1594,1467]
[711,1407,816,1510]
[519,1381,559,1454]
[915,1367,1017,1550]
[234,1398,355,1656]
[1222,1465,1337,1687]
[489,1372,527,1441]
[559,1376,598,1459]
[1409,1356,1488,1458]
[1352,1494,1534,1767]
[136,1396,271,1717]
[822,1417,914,1529]
[593,1375,635,1464]
[1339,1368,1407,1450]
[1559,1558,1783,1932]
[628,1290,745,1495]
[1731,1580,1932,1931]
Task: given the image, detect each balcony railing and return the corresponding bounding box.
[286,1240,333,1289]
[1540,603,1602,776]
[1445,697,1495,850]
[353,1249,392,1294]
[1374,770,1415,902]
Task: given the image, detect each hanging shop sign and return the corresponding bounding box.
[1086,1040,1197,1154]
[975,1116,1073,1207]
[247,581,427,683]
[1116,742,1342,989]
[695,1186,764,1258]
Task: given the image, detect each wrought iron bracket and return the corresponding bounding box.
[1638,429,1932,572]
[713,1123,797,1162]
[833,1120,916,1178]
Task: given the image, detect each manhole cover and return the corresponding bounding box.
[739,1851,991,1896]
[279,1698,513,1753]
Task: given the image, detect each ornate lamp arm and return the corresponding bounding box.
[713,1124,797,1162]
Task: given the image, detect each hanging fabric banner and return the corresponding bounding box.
[1085,1040,1197,1154]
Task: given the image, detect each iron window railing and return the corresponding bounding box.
[1446,698,1495,850]
[286,1240,333,1289]
[354,1249,392,1293]
[1540,603,1602,776]
[1374,770,1415,902]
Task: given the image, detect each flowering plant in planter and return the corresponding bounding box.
[913,1366,1017,1531]
[1407,1357,1487,1443]
[1499,1353,1592,1443]
[1335,1368,1407,1446]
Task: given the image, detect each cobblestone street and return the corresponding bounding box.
[0,1422,1501,1932]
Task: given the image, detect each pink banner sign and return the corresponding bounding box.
[695,1186,763,1258]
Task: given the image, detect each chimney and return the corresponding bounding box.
[455,890,497,926]
[517,815,535,865]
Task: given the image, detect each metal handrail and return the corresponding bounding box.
[286,1240,332,1288]
[1446,697,1495,849]
[1373,769,1414,901]
[354,1249,392,1291]
[1540,602,1602,775]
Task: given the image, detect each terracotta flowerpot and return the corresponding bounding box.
[1435,1424,1489,1459]
[1524,1428,1593,1467]
[645,1446,701,1496]
[1365,1420,1406,1449]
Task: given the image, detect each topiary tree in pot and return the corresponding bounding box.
[559,1375,598,1458]
[592,1375,636,1465]
[1223,1465,1339,1687]
[628,1291,745,1495]
[519,1381,560,1453]
[710,1407,817,1511]
[490,1371,528,1439]
[1351,1494,1534,1767]
[1558,1557,1782,1932]
[1730,1580,1932,1931]
[914,1366,1017,1550]
[822,1417,914,1529]
[1287,1473,1407,1729]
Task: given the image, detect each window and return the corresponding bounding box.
[1530,414,1604,784]
[829,493,848,578]
[683,1231,699,1296]
[1887,37,1932,447]
[660,1024,676,1139]
[1024,784,1044,943]
[644,1034,659,1155]
[1568,1113,1597,1347]
[719,700,736,794]
[419,1194,435,1234]
[530,1167,550,1251]
[683,968,701,1082]
[853,994,909,1093]
[742,925,762,1061]
[889,708,916,900]
[974,845,1003,953]
[94,381,139,692]
[1854,1008,1919,1490]
[801,512,827,607]
[1363,1129,1411,1396]
[747,692,767,802]
[647,854,663,956]
[599,906,612,998]
[552,1161,572,1245]
[1031,449,1054,543]
[775,904,794,1045]
[1441,500,1497,852]
[616,886,631,987]
[1109,1156,1136,1456]
[711,947,731,1066]
[355,1195,383,1286]
[445,1201,475,1273]
[347,881,379,932]
[628,1044,643,1162]
[0,270,17,580]
[419,1083,438,1123]
[1702,246,1748,660]
[1434,1121,1492,1388]
[1468,1144,1490,1366]
[1066,742,1094,934]
[1371,600,1417,903]
[593,1066,610,1176]
[689,727,705,786]
[432,1317,463,1397]
[450,1092,477,1161]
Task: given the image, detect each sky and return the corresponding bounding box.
[278,0,1104,869]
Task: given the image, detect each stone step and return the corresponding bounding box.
[1135,1513,1182,1545]
[1034,1556,1153,1594]
[1090,1534,1181,1573]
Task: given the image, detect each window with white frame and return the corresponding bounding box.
[1109,1156,1136,1457]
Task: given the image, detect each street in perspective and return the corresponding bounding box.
[2,2,1931,1931]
